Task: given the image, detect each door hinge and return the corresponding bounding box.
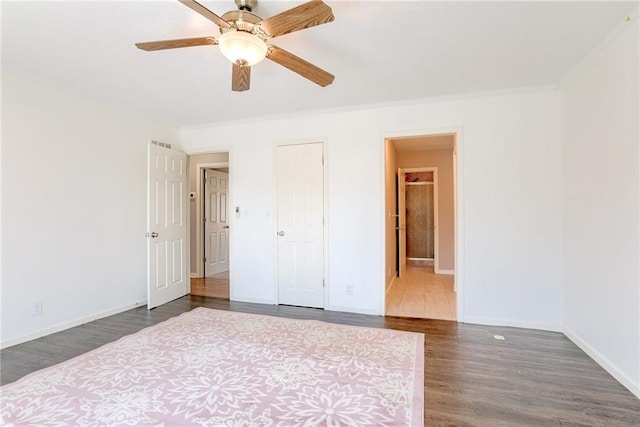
[203,216,206,222]
[203,256,207,262]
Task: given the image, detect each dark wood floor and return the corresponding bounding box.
[2,295,639,426]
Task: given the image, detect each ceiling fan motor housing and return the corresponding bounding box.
[220,10,264,36]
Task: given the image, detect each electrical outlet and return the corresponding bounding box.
[32,301,43,317]
[345,284,353,296]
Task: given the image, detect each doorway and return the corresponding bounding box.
[188,152,230,299]
[384,134,458,320]
[397,167,440,276]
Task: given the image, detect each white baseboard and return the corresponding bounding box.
[435,268,455,275]
[189,273,199,278]
[229,295,381,316]
[230,295,275,305]
[326,304,381,316]
[229,295,382,316]
[463,315,562,332]
[564,326,640,399]
[1,299,148,350]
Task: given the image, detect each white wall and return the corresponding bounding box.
[562,15,640,397]
[181,88,564,329]
[1,70,178,347]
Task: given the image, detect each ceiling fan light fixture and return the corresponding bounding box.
[218,31,267,66]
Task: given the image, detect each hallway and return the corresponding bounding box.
[190,271,229,299]
[386,261,456,320]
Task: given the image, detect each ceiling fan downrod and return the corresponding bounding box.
[235,0,257,12]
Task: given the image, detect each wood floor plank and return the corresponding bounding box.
[1,295,639,426]
[190,275,230,299]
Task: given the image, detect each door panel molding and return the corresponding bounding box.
[204,169,229,276]
[274,140,327,309]
[147,142,188,309]
[193,161,229,278]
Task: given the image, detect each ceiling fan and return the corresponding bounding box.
[136,0,335,92]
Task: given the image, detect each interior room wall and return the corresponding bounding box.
[1,70,179,348]
[181,87,563,329]
[188,152,229,275]
[384,141,398,289]
[397,149,455,272]
[561,14,639,397]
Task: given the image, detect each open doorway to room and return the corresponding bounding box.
[188,152,230,299]
[384,134,457,320]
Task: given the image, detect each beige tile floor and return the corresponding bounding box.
[386,261,457,320]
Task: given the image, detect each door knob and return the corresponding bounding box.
[277,231,285,236]
[151,232,158,238]
[223,225,230,229]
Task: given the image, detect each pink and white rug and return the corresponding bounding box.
[1,307,424,426]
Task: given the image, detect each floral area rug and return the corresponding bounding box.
[1,307,424,426]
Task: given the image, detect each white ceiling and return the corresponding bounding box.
[2,1,636,127]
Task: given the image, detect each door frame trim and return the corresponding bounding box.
[195,162,229,279]
[382,127,465,321]
[401,166,440,272]
[273,138,328,309]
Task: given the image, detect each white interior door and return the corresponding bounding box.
[398,168,407,277]
[204,169,229,276]
[147,143,188,309]
[276,143,324,308]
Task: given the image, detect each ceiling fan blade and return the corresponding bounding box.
[135,37,217,51]
[267,45,334,87]
[177,0,232,30]
[258,0,334,38]
[232,62,251,92]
